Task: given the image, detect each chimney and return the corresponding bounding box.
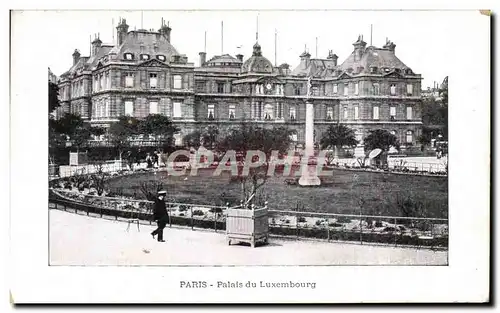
[300,51,311,68]
[199,52,207,66]
[327,50,338,66]
[236,54,243,62]
[159,19,172,43]
[352,35,367,61]
[72,49,81,65]
[116,18,129,46]
[91,34,102,56]
[383,38,396,54]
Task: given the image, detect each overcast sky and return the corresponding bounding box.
[34,10,464,88]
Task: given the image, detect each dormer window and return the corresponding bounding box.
[394,68,401,73]
[370,67,378,73]
[157,55,166,62]
[140,54,150,61]
[124,53,134,60]
[406,68,413,75]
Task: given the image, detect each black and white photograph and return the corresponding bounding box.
[8,4,491,304]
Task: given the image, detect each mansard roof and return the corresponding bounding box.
[338,46,413,75]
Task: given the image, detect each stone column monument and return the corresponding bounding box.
[299,76,321,186]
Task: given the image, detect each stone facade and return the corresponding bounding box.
[57,20,423,148]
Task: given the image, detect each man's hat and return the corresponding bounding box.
[158,190,167,195]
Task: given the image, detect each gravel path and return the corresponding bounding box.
[49,209,447,266]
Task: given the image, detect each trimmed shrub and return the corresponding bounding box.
[193,209,205,216]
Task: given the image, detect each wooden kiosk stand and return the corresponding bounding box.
[226,202,269,248]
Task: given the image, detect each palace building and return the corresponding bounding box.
[57,18,423,148]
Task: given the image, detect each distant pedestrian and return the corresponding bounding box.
[146,153,153,168]
[151,190,169,242]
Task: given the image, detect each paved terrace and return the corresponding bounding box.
[49,210,447,266]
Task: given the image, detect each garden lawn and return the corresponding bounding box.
[106,168,448,219]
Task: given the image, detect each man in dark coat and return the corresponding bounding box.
[151,190,169,242]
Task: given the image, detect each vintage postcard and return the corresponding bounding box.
[9,4,491,304]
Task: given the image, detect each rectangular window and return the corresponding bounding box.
[390,84,397,95]
[406,106,413,120]
[229,105,236,119]
[326,107,333,120]
[354,83,359,95]
[343,84,349,96]
[149,73,158,88]
[125,73,134,88]
[372,83,380,95]
[105,99,109,117]
[373,106,379,120]
[124,101,134,116]
[106,73,111,89]
[343,107,348,119]
[99,74,104,90]
[354,106,359,120]
[333,84,338,94]
[173,75,182,89]
[255,102,263,120]
[217,82,225,93]
[294,85,301,96]
[195,81,205,92]
[289,107,296,120]
[264,104,274,120]
[276,103,283,119]
[149,101,158,114]
[390,106,396,120]
[406,131,413,144]
[207,104,215,119]
[407,84,413,95]
[173,101,182,118]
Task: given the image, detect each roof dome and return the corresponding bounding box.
[241,42,274,74]
[205,54,242,67]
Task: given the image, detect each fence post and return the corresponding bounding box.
[359,217,363,245]
[191,206,194,231]
[167,204,170,227]
[394,217,397,247]
[327,218,330,242]
[296,205,299,240]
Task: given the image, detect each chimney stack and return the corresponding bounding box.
[199,52,207,66]
[352,35,367,61]
[116,18,129,46]
[236,54,243,62]
[91,34,102,56]
[159,19,172,42]
[383,38,396,54]
[327,50,338,66]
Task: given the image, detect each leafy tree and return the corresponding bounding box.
[138,114,179,151]
[48,81,60,114]
[183,130,202,149]
[439,77,448,139]
[319,124,358,158]
[72,124,105,152]
[108,116,140,161]
[51,113,104,152]
[201,125,220,150]
[216,123,292,206]
[364,129,399,152]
